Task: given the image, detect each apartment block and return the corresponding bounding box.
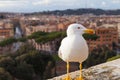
[88,25,118,51]
[0,20,14,54]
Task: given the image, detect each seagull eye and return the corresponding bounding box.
[78,27,80,29]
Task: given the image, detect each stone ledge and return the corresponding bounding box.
[48,59,120,80]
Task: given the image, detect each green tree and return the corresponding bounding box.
[0,38,17,47]
[0,57,15,74]
[0,67,13,80]
[25,50,55,79]
[107,55,120,61]
[14,63,34,80]
[84,45,116,67]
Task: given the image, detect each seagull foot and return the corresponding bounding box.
[63,75,71,80]
[75,76,83,80]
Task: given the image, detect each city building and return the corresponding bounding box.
[0,29,14,40]
[20,15,120,53]
[118,23,120,42]
[0,19,14,54]
[88,24,118,51]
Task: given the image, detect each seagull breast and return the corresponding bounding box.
[59,35,88,63]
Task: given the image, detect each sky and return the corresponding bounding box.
[0,0,120,13]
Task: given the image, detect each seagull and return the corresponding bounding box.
[58,23,94,80]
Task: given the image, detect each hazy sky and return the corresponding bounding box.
[0,0,120,13]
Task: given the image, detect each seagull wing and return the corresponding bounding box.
[58,37,67,59]
[58,46,62,59]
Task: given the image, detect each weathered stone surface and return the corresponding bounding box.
[48,59,120,80]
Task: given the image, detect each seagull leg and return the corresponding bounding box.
[75,63,83,80]
[79,63,83,80]
[63,61,71,80]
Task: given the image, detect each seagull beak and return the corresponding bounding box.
[84,29,95,34]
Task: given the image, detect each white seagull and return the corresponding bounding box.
[58,23,94,80]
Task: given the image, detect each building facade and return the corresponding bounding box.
[88,26,118,51]
[0,20,14,54]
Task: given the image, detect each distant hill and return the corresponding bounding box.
[0,8,120,16]
[29,8,120,15]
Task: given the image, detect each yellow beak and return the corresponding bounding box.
[84,29,95,34]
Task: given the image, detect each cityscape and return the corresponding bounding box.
[0,0,120,80]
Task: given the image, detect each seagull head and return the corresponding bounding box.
[67,23,95,36]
